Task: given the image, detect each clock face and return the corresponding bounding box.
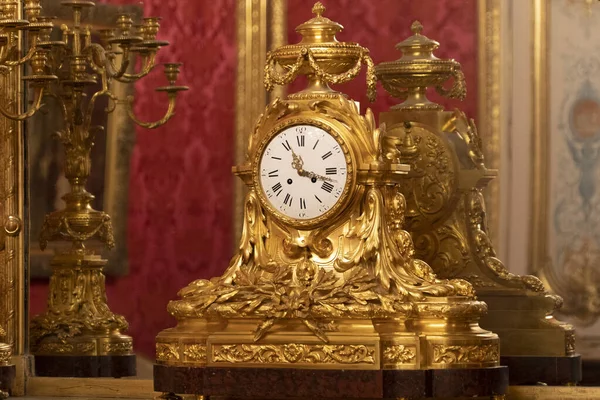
[258,124,349,223]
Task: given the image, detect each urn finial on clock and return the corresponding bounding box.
[376,21,466,110]
[265,2,376,101]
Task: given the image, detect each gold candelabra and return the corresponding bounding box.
[0,0,186,376]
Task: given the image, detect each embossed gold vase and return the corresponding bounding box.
[376,21,580,385]
[154,4,507,399]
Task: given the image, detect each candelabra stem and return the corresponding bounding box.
[124,92,178,129]
[2,35,38,67]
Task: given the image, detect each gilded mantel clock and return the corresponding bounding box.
[376,21,580,386]
[154,4,507,399]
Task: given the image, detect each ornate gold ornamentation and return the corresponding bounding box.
[264,2,376,102]
[169,93,475,344]
[377,21,575,360]
[0,342,12,366]
[156,343,180,362]
[466,189,545,293]
[565,331,576,355]
[183,344,207,362]
[375,21,466,111]
[35,343,74,355]
[212,344,375,366]
[105,342,133,355]
[158,3,500,373]
[24,1,186,357]
[432,344,499,364]
[382,344,416,365]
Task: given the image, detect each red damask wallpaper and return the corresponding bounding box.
[29,0,478,359]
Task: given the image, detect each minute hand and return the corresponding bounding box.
[299,169,336,183]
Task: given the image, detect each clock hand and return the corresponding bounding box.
[303,169,336,183]
[290,150,335,183]
[291,150,305,174]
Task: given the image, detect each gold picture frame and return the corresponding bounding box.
[28,0,142,277]
[0,2,26,393]
[477,0,502,248]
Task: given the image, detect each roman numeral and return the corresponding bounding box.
[284,193,292,206]
[300,198,306,209]
[321,182,334,193]
[272,182,282,194]
[271,156,282,160]
[325,167,337,175]
[322,151,332,160]
[314,195,322,203]
[297,135,305,147]
[268,170,278,177]
[313,139,320,150]
[282,140,291,151]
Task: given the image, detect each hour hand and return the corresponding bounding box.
[291,151,304,174]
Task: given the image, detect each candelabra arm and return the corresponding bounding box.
[0,86,44,121]
[108,47,130,79]
[0,43,16,66]
[115,52,157,83]
[124,92,176,129]
[3,35,39,67]
[85,44,130,79]
[85,89,117,132]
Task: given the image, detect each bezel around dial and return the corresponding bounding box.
[252,118,355,229]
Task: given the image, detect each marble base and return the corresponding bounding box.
[154,365,508,399]
[581,359,600,386]
[0,364,15,394]
[34,355,136,378]
[500,355,581,385]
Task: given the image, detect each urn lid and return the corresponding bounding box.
[394,21,440,61]
[295,2,343,44]
[375,21,466,110]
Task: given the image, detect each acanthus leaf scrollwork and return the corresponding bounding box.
[466,189,546,293]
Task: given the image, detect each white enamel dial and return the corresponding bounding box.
[259,124,349,221]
